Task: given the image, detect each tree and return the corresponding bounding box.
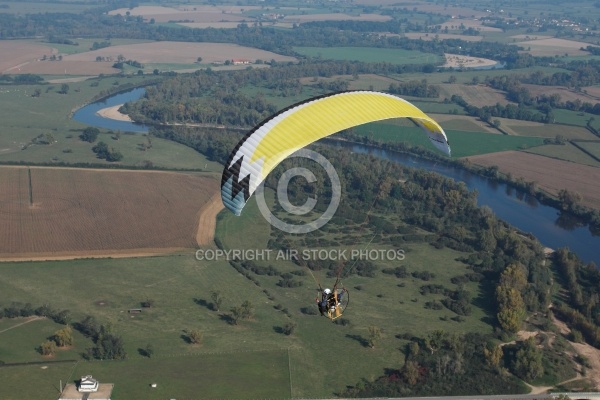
[80,127,100,143]
[402,360,420,385]
[53,325,74,347]
[282,322,297,335]
[94,332,127,360]
[558,189,582,211]
[59,83,69,94]
[512,337,544,381]
[367,326,381,348]
[406,341,420,361]
[478,230,497,252]
[483,344,503,369]
[230,306,244,325]
[144,343,154,358]
[40,340,57,356]
[230,300,254,324]
[497,290,526,333]
[188,329,203,344]
[240,300,254,320]
[141,299,154,308]
[210,290,223,311]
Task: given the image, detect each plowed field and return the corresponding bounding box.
[0,167,220,259]
[466,151,600,209]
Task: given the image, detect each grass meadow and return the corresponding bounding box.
[0,1,94,14]
[524,143,600,168]
[503,122,597,140]
[0,190,495,398]
[574,140,600,159]
[0,77,219,171]
[349,121,545,157]
[552,109,600,132]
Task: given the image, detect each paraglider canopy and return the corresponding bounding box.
[221,90,451,216]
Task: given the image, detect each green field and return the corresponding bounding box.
[505,123,597,140]
[0,78,220,171]
[349,121,545,157]
[411,101,467,115]
[32,38,155,56]
[388,66,571,85]
[0,192,495,398]
[525,143,600,168]
[573,140,600,159]
[552,109,600,132]
[0,1,93,14]
[293,46,444,65]
[0,351,290,400]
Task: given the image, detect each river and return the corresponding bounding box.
[73,88,600,265]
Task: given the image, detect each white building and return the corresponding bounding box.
[78,375,99,392]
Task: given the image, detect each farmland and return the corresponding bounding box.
[0,204,499,398]
[437,83,513,106]
[292,46,443,65]
[1,1,600,397]
[525,143,600,168]
[0,167,220,259]
[8,40,297,76]
[466,151,600,208]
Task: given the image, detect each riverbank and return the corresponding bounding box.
[96,104,133,122]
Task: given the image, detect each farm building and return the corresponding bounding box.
[232,58,251,65]
[58,376,114,400]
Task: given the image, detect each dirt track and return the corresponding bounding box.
[552,313,600,390]
[196,192,224,246]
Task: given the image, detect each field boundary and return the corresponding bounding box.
[571,140,600,162]
[0,247,191,262]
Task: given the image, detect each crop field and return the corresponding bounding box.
[107,5,261,23]
[466,151,600,209]
[351,121,544,157]
[0,41,56,74]
[525,143,600,168]
[492,119,597,140]
[281,12,391,23]
[410,102,467,115]
[0,1,94,14]
[551,109,600,132]
[431,114,496,132]
[2,39,296,76]
[437,83,513,106]
[519,38,595,57]
[522,84,600,105]
[404,32,484,42]
[292,46,443,65]
[0,167,220,259]
[573,140,600,159]
[438,18,503,32]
